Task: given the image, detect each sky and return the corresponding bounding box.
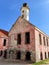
[0,0,49,35]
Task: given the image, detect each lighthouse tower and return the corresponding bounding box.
[21,3,30,21]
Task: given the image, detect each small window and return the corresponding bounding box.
[25,32,30,44]
[17,34,21,44]
[22,15,24,18]
[3,39,6,46]
[22,10,24,13]
[39,34,42,45]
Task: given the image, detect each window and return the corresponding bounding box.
[43,37,46,46]
[25,32,30,44]
[46,38,48,46]
[22,15,24,18]
[3,39,6,46]
[17,34,21,44]
[22,10,24,13]
[39,34,42,45]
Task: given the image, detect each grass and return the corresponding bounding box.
[33,59,49,65]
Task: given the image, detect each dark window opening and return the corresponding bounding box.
[25,52,31,61]
[40,52,43,60]
[43,37,46,46]
[17,34,21,44]
[46,38,48,46]
[16,51,21,60]
[0,50,3,56]
[48,52,49,58]
[22,10,24,13]
[22,15,24,18]
[3,50,7,59]
[45,52,47,59]
[3,39,6,46]
[39,34,42,45]
[25,32,30,44]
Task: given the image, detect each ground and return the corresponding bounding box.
[0,59,49,65]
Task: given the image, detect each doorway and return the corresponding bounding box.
[3,50,7,59]
[25,52,31,61]
[45,52,47,59]
[48,52,49,58]
[40,52,43,60]
[17,51,21,60]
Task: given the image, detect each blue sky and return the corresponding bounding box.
[0,0,49,35]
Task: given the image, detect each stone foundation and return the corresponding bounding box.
[7,48,36,62]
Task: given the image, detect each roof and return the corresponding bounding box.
[0,29,8,36]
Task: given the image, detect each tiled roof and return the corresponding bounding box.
[0,29,8,36]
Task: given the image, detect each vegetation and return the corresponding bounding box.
[33,59,49,65]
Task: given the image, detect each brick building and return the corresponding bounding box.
[0,29,8,59]
[7,3,49,62]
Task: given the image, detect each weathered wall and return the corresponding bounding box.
[8,17,35,62]
[35,27,49,62]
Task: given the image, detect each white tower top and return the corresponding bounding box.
[21,3,30,21]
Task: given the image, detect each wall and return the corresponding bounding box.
[0,31,8,50]
[35,27,49,62]
[8,17,36,62]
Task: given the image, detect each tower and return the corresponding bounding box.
[21,3,30,21]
